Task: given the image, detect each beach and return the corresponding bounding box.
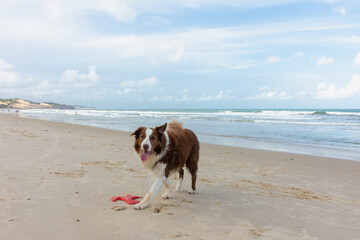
[1,113,360,240]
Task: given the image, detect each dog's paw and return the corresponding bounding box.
[175,182,183,191]
[188,189,196,194]
[134,202,149,210]
[162,192,171,199]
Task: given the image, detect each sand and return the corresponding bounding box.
[1,113,360,240]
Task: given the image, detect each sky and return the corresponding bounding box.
[0,0,360,109]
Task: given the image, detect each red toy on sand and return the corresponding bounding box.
[111,195,140,205]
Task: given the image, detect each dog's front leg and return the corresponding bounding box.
[162,178,172,199]
[134,176,165,210]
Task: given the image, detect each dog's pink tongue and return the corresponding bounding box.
[141,151,151,162]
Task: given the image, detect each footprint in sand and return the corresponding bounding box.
[235,179,332,202]
[49,168,86,178]
[152,202,179,214]
[200,178,215,183]
[169,232,190,238]
[81,161,125,171]
[111,206,127,211]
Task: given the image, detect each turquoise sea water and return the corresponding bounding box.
[14,109,360,161]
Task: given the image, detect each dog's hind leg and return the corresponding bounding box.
[175,168,184,191]
[188,169,197,194]
[186,151,198,194]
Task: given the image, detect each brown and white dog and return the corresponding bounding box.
[131,121,199,210]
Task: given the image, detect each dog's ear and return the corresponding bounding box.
[131,127,145,138]
[157,123,167,135]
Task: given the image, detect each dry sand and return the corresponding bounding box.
[1,113,360,240]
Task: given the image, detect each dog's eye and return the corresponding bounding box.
[140,134,145,139]
[150,136,156,141]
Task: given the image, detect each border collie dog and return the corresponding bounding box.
[131,121,199,210]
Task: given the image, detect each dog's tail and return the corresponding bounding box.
[167,120,183,132]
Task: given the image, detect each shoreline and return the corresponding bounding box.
[4,112,359,163]
[198,133,360,162]
[4,110,360,161]
[1,113,360,239]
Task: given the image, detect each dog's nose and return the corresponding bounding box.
[143,144,149,151]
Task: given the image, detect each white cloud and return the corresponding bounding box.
[341,36,360,44]
[168,42,184,63]
[294,51,304,58]
[354,52,360,66]
[0,59,63,98]
[97,0,137,22]
[150,16,172,25]
[178,95,191,101]
[146,41,185,65]
[2,1,360,106]
[119,76,158,88]
[0,58,14,70]
[76,20,360,68]
[84,35,185,65]
[43,0,64,22]
[116,88,135,95]
[0,69,19,87]
[247,90,293,100]
[176,89,192,101]
[0,58,20,87]
[150,95,173,101]
[316,56,335,66]
[181,89,190,94]
[196,90,235,101]
[117,76,159,95]
[316,75,360,99]
[177,0,335,9]
[267,55,280,64]
[61,66,99,88]
[226,60,255,69]
[335,7,346,16]
[2,2,359,71]
[31,80,63,96]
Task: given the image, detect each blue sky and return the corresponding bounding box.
[0,0,360,109]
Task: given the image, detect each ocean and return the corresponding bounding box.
[13,109,360,161]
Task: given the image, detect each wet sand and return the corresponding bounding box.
[1,113,360,240]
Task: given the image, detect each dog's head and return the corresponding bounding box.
[131,123,168,162]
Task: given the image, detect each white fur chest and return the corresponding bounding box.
[141,154,158,170]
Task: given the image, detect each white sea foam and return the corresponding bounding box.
[20,109,359,123]
[15,108,360,161]
[254,120,360,126]
[327,111,360,116]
